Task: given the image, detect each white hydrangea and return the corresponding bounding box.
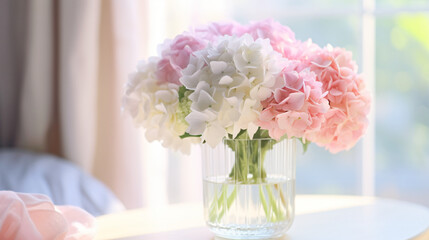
[180,34,287,147]
[122,57,199,154]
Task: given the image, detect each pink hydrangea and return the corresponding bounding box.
[242,19,369,153]
[245,20,320,72]
[156,23,247,86]
[305,46,370,153]
[156,34,207,85]
[194,21,247,41]
[258,61,329,139]
[246,19,295,55]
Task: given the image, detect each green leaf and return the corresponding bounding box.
[225,139,236,152]
[299,138,311,154]
[179,132,201,139]
[253,128,270,139]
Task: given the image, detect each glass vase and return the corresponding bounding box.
[201,138,296,239]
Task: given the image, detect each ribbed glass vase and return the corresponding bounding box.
[201,138,296,239]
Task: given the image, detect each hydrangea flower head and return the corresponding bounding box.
[181,34,287,147]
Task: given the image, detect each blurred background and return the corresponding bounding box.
[0,0,428,214]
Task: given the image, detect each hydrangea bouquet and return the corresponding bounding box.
[123,19,370,237]
[124,19,369,154]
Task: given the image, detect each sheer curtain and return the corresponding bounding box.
[1,0,150,209]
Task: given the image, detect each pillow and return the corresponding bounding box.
[0,149,124,216]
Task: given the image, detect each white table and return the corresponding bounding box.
[96,195,429,240]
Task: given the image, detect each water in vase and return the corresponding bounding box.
[203,176,295,239]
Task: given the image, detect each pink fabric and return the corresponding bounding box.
[0,191,95,240]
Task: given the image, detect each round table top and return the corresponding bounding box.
[96,195,429,240]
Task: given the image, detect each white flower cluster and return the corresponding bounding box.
[180,34,287,147]
[123,57,198,154]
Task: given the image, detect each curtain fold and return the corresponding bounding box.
[17,0,53,152]
[1,0,149,209]
[92,0,146,209]
[58,0,101,171]
[0,0,28,148]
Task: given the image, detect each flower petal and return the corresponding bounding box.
[219,75,234,85]
[185,111,208,135]
[204,124,227,147]
[210,61,228,74]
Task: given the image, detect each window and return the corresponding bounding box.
[144,0,429,207]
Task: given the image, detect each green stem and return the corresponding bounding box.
[208,189,218,222]
[208,184,227,222]
[274,183,289,219]
[209,132,289,223]
[216,186,237,221]
[259,185,272,222]
[209,184,238,222]
[266,185,284,221]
